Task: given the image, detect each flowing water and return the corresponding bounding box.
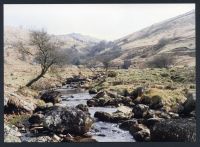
[56,85,135,142]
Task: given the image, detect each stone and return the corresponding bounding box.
[106,91,119,98]
[87,99,96,107]
[111,111,132,123]
[29,113,44,124]
[4,93,36,114]
[52,134,61,141]
[75,104,89,112]
[150,118,196,142]
[119,119,138,130]
[130,87,145,99]
[179,92,196,115]
[140,95,151,105]
[4,124,21,142]
[132,104,149,118]
[117,106,132,115]
[88,88,98,94]
[43,106,93,135]
[133,129,150,142]
[150,95,163,110]
[144,109,156,119]
[40,90,61,104]
[129,123,148,135]
[94,110,132,123]
[93,91,107,99]
[143,118,164,127]
[94,111,112,122]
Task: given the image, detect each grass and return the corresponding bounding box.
[4,59,195,113]
[92,67,195,110]
[7,114,31,126]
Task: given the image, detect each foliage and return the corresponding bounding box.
[147,55,175,68]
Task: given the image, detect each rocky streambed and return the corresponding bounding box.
[53,85,135,142]
[4,76,196,142]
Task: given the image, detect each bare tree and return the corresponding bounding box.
[86,59,99,74]
[102,60,111,72]
[15,29,66,87]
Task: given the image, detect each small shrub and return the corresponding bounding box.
[147,55,175,68]
[107,71,117,77]
[122,60,132,69]
[160,73,169,77]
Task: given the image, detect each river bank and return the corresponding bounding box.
[4,67,196,142]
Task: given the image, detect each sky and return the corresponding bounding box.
[4,4,195,41]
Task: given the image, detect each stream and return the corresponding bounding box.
[56,84,135,142]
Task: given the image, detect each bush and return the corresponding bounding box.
[122,60,132,69]
[147,55,174,68]
[107,71,117,77]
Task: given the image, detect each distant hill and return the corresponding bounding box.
[4,10,195,67]
[90,10,195,67]
[4,26,101,64]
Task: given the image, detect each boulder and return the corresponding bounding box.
[94,111,112,122]
[94,109,132,123]
[150,118,196,142]
[65,76,87,84]
[4,124,21,142]
[179,92,196,115]
[130,87,145,99]
[143,118,164,127]
[40,90,61,104]
[129,123,148,135]
[87,99,96,107]
[121,97,133,106]
[93,91,107,99]
[140,95,151,105]
[132,104,149,118]
[43,106,93,135]
[158,112,171,119]
[117,106,132,115]
[29,113,44,124]
[88,88,98,94]
[106,98,122,106]
[4,93,36,114]
[76,104,89,112]
[106,91,119,98]
[111,111,132,123]
[144,109,156,119]
[97,97,110,106]
[129,123,150,141]
[150,95,163,110]
[119,119,138,130]
[133,129,150,142]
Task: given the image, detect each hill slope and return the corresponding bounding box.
[4,10,195,67]
[92,10,195,67]
[4,26,101,64]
